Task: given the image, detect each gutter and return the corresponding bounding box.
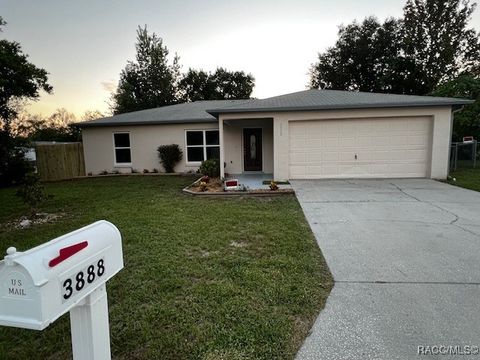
[75,118,218,128]
[207,100,475,116]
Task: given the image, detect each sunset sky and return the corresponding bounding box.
[2,0,480,118]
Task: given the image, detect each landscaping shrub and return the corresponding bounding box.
[157,144,183,173]
[199,159,220,177]
[15,173,49,217]
[0,144,33,187]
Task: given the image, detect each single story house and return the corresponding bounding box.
[77,89,473,180]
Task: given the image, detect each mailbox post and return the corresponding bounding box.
[0,220,123,360]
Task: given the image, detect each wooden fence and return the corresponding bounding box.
[35,143,85,181]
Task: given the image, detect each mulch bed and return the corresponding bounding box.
[184,177,294,196]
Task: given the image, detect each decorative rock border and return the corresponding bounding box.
[182,177,295,197]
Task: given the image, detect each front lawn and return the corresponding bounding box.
[448,167,480,192]
[0,176,332,359]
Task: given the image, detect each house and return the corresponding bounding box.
[77,89,473,180]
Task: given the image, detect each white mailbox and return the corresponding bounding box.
[0,220,124,360]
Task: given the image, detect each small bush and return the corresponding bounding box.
[15,173,49,217]
[99,170,108,175]
[199,159,220,177]
[0,146,33,188]
[132,169,139,173]
[157,144,183,173]
[143,169,149,173]
[153,168,159,173]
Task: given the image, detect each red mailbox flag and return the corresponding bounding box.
[49,241,88,268]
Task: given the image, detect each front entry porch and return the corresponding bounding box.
[225,173,292,190]
[220,118,274,179]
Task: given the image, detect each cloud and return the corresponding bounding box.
[101,80,116,92]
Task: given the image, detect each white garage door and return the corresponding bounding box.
[289,117,431,179]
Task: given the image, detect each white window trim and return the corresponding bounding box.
[185,130,220,165]
[113,132,132,167]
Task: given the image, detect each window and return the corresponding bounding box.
[113,132,131,165]
[185,130,220,163]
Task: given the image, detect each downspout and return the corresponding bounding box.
[452,105,465,115]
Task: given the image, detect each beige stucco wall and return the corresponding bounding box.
[82,123,218,174]
[219,106,453,180]
[223,118,273,174]
[83,106,453,179]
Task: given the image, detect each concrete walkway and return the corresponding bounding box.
[227,173,292,190]
[292,179,480,359]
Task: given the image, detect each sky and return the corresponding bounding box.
[2,0,480,118]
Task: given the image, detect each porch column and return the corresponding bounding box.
[430,109,453,179]
[219,117,225,179]
[273,116,289,181]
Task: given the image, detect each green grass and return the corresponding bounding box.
[448,167,480,192]
[0,176,332,360]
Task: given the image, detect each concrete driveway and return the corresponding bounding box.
[292,179,480,359]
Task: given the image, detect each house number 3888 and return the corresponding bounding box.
[62,259,105,300]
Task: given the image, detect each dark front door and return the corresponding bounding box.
[243,128,262,171]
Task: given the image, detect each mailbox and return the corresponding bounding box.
[0,220,123,331]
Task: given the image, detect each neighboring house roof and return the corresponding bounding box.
[207,89,474,115]
[76,99,253,128]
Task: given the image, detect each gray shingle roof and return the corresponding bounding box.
[76,99,253,127]
[77,89,474,128]
[207,89,474,115]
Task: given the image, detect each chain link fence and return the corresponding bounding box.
[449,140,478,172]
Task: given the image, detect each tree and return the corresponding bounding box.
[309,0,480,95]
[309,17,409,93]
[12,108,83,142]
[111,26,180,114]
[0,18,52,132]
[403,0,480,92]
[432,73,480,141]
[48,108,76,128]
[178,69,212,102]
[11,111,46,138]
[112,25,255,110]
[210,68,254,100]
[31,108,80,142]
[82,110,105,121]
[0,17,52,186]
[178,68,254,102]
